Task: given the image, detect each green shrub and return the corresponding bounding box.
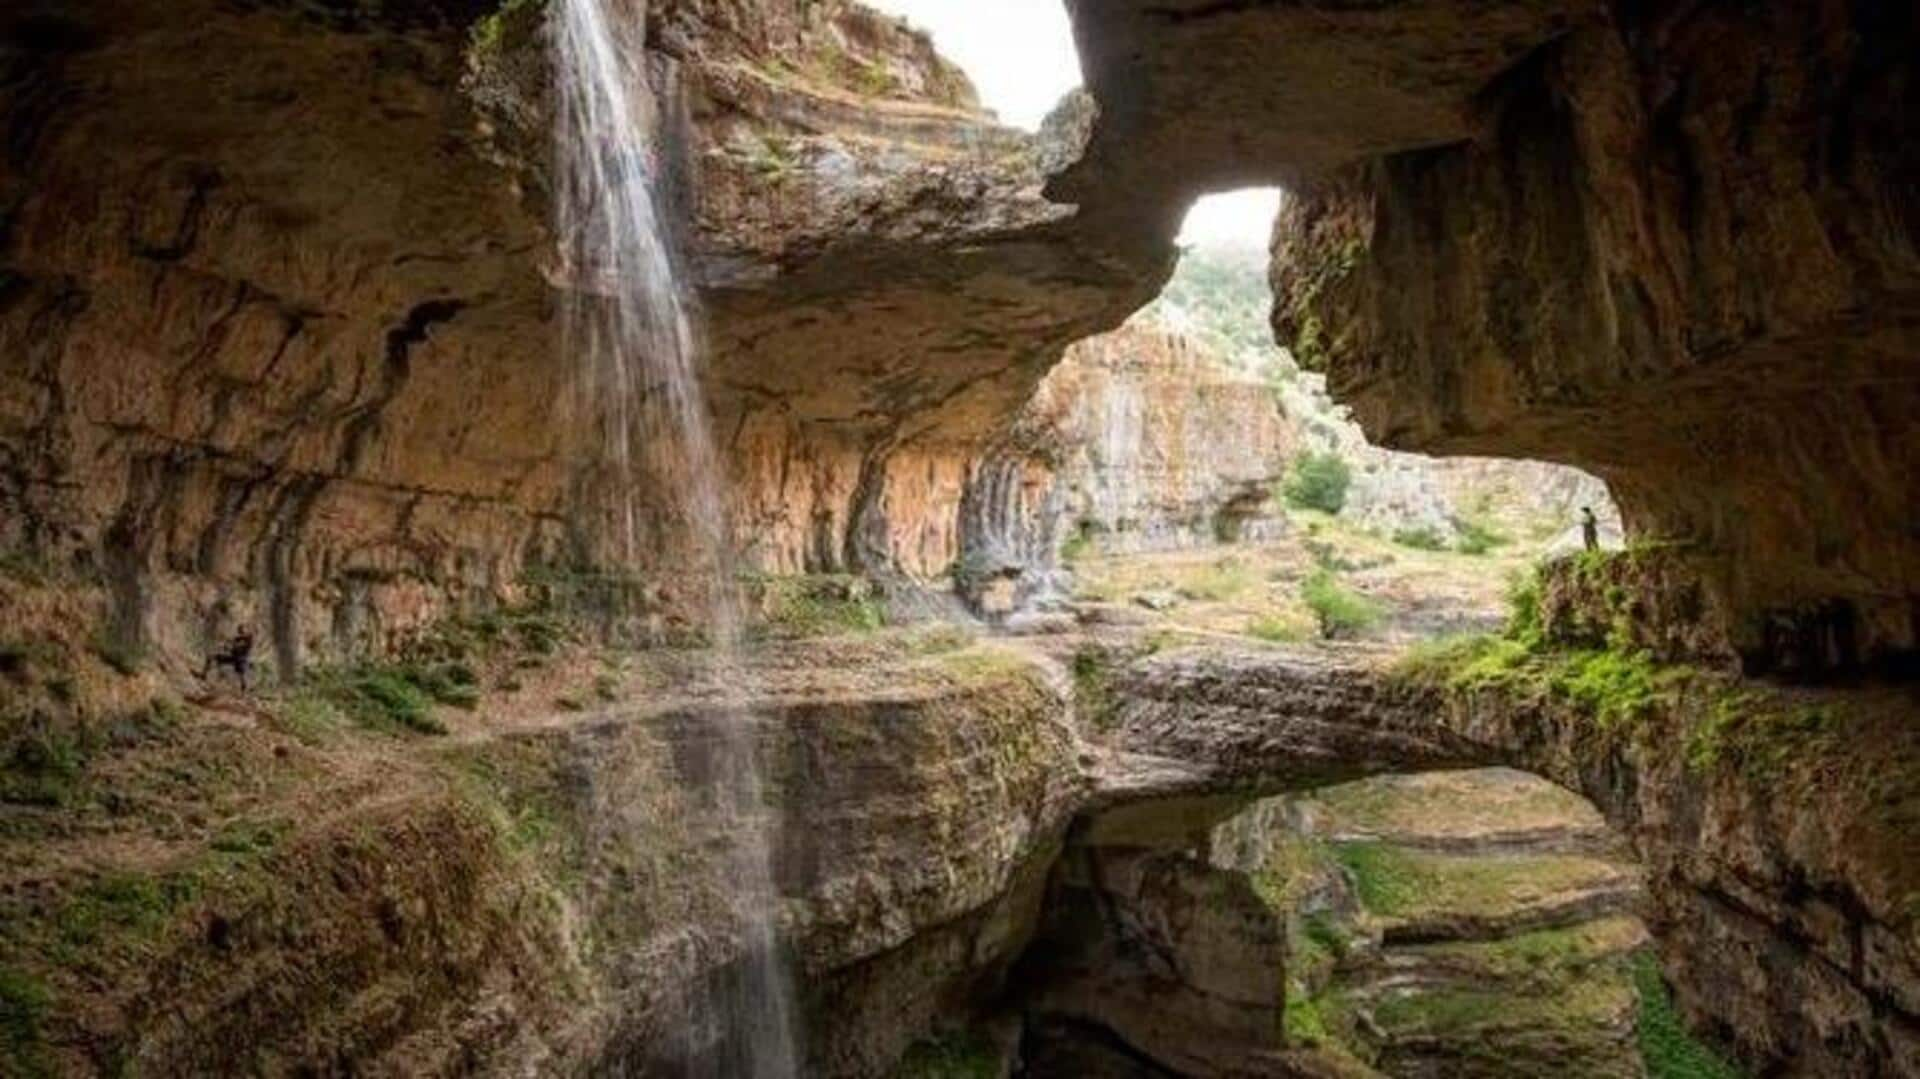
[409,662,481,710]
[1301,570,1383,640]
[470,0,548,54]
[593,673,621,703]
[1633,953,1746,1078]
[1455,518,1511,556]
[0,966,52,1076]
[1392,526,1447,551]
[1549,649,1670,730]
[2,718,88,807]
[306,666,449,736]
[1506,569,1545,648]
[1070,649,1117,729]
[350,672,444,734]
[1283,452,1353,515]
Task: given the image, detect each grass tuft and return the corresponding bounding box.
[1633,953,1746,1078]
[1302,569,1383,640]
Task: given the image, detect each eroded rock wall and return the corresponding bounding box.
[0,638,1080,1076]
[0,0,1142,676]
[1025,317,1297,554]
[1269,1,1920,675]
[1103,645,1920,1075]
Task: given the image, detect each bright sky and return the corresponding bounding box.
[862,0,1281,248]
[863,0,1080,131]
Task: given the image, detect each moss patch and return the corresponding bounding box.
[1632,953,1746,1078]
[891,1030,1000,1078]
[749,574,885,640]
[0,966,52,1077]
[1330,842,1623,922]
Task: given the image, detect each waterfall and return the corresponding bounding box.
[551,0,798,1073]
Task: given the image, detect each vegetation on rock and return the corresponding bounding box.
[1283,452,1353,515]
[1301,569,1382,639]
[1632,953,1745,1079]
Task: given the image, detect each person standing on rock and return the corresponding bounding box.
[1581,506,1600,552]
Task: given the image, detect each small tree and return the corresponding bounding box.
[1301,569,1383,640]
[1283,452,1353,515]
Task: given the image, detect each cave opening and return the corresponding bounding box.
[1,1,1914,1076]
[1004,767,1714,1078]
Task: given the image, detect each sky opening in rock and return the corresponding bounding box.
[863,0,1281,249]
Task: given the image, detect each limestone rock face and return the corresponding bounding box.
[1268,3,1920,674]
[0,0,1140,676]
[1107,645,1920,1076]
[1024,317,1297,554]
[1233,771,1649,1079]
[0,639,1083,1077]
[2,0,567,678]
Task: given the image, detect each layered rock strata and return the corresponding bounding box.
[1231,770,1649,1078]
[0,0,1140,680]
[1103,644,1920,1076]
[1267,2,1920,674]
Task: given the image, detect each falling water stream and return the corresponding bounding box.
[552,0,798,1073]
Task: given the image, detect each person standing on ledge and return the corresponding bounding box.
[201,627,256,691]
[1581,506,1600,552]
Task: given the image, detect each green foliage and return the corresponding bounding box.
[1331,842,1421,913]
[0,966,52,1078]
[1284,452,1353,515]
[737,131,803,183]
[891,1030,1000,1079]
[1454,518,1511,556]
[303,662,468,736]
[1059,518,1101,564]
[1150,243,1276,366]
[756,575,885,639]
[0,550,57,587]
[470,0,548,54]
[1070,648,1116,729]
[1,717,89,807]
[1284,988,1333,1047]
[1684,694,1842,783]
[1395,629,1676,730]
[1246,615,1309,644]
[1301,569,1383,640]
[209,818,290,857]
[1547,649,1678,730]
[51,872,199,968]
[853,58,899,97]
[1633,953,1746,1078]
[1505,569,1545,648]
[593,673,621,703]
[1392,526,1448,551]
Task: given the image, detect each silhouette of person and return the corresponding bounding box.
[201,627,256,691]
[1581,506,1600,552]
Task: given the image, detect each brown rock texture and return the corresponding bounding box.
[1020,315,1297,554]
[0,637,1083,1076]
[0,0,1144,677]
[1269,2,1920,674]
[2,0,565,678]
[1104,644,1920,1076]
